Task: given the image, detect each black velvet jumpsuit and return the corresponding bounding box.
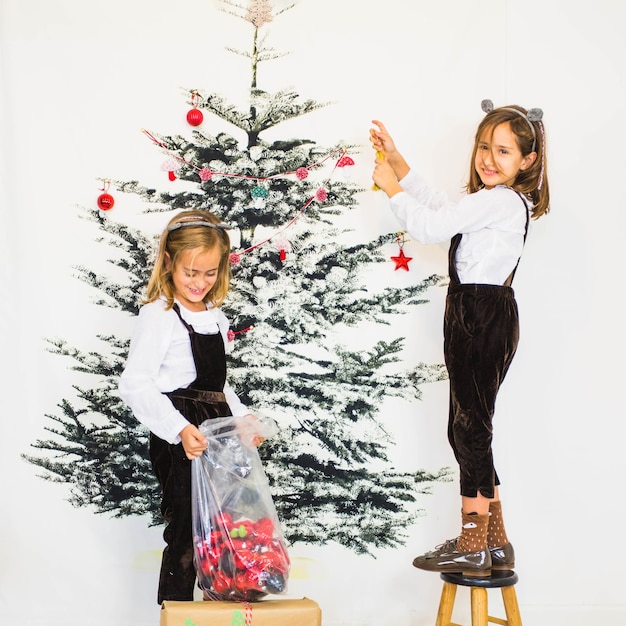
[149,304,232,604]
[444,194,529,499]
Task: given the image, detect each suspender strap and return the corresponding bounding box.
[172,303,194,334]
[503,192,530,287]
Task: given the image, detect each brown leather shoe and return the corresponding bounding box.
[489,542,515,570]
[412,538,491,577]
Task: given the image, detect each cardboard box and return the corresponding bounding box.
[160,597,321,626]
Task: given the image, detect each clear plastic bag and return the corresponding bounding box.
[191,414,290,601]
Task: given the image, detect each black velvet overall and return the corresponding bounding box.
[149,304,231,604]
[444,195,529,499]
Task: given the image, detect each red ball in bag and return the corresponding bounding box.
[254,518,275,542]
[211,570,232,595]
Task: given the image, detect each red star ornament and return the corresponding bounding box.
[391,249,413,271]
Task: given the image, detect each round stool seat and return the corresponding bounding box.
[440,569,518,589]
[435,570,522,626]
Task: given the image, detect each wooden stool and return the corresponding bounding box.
[435,570,522,626]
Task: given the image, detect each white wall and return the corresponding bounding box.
[1,1,625,624]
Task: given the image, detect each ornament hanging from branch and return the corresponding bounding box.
[391,232,412,271]
[251,184,269,209]
[161,157,182,181]
[336,154,355,178]
[186,90,204,127]
[97,179,115,211]
[199,168,213,181]
[315,188,328,202]
[246,0,273,27]
[272,235,291,262]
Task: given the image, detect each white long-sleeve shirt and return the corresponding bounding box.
[118,297,248,445]
[389,169,531,285]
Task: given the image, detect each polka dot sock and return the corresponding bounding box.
[487,500,510,548]
[456,510,489,553]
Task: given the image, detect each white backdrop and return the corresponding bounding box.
[1,1,625,625]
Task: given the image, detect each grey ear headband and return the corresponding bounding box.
[481,99,543,152]
[167,218,233,232]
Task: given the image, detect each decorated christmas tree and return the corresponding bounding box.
[25,0,449,555]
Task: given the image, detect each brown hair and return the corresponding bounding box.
[144,210,231,309]
[467,105,550,218]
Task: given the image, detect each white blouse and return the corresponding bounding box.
[118,297,248,445]
[389,169,531,285]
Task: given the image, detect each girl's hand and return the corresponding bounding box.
[238,413,265,447]
[370,120,398,158]
[370,119,410,195]
[373,153,403,197]
[180,423,208,459]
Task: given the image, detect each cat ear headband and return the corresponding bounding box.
[481,99,545,190]
[167,216,233,232]
[481,99,543,152]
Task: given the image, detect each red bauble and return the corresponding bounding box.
[186,108,204,126]
[97,192,115,211]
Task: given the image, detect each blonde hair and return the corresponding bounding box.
[144,210,231,309]
[467,105,550,218]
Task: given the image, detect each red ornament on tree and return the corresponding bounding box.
[187,108,204,127]
[391,249,412,271]
[315,188,328,202]
[273,236,291,262]
[391,233,412,271]
[97,193,115,211]
[186,89,203,126]
[97,179,115,210]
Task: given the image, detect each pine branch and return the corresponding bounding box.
[200,90,329,137]
[225,45,289,63]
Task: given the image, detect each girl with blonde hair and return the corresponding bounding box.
[120,209,256,603]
